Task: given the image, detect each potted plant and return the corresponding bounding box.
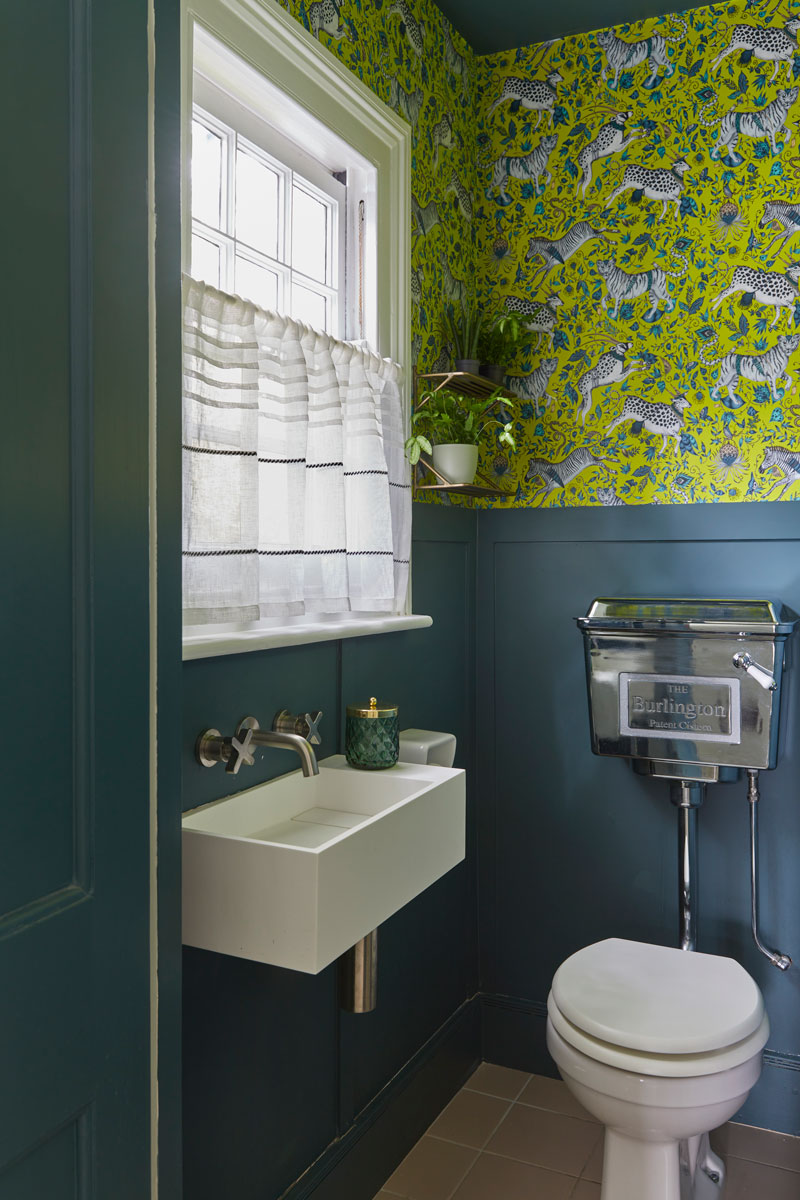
[442,304,484,375]
[405,387,517,485]
[477,313,526,384]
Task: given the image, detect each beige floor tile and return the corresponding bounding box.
[374,1193,404,1199]
[464,1061,531,1101]
[726,1155,800,1200]
[451,1152,574,1200]
[383,1136,478,1200]
[723,1122,800,1174]
[570,1181,601,1200]
[581,1133,604,1184]
[427,1089,511,1149]
[518,1075,599,1123]
[485,1104,601,1176]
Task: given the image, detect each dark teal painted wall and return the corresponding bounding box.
[181,505,479,1200]
[476,501,800,1136]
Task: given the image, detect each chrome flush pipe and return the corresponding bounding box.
[747,769,792,971]
[670,782,704,952]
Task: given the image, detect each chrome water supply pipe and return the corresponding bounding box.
[747,769,791,971]
[670,782,705,952]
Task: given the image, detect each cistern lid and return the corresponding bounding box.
[551,939,764,1055]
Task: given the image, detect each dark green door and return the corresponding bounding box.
[2,1,171,1194]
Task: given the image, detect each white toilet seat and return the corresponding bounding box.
[548,992,770,1078]
[551,938,764,1054]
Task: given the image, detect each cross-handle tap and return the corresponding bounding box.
[195,711,322,777]
[272,709,323,745]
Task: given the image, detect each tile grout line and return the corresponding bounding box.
[442,1146,481,1200]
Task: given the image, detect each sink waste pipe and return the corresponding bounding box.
[747,770,791,971]
[339,929,378,1013]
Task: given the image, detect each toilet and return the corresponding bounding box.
[546,938,770,1200]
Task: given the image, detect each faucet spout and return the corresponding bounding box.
[195,711,322,776]
[244,724,319,777]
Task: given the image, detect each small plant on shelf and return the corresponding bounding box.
[477,313,527,382]
[442,305,485,373]
[405,387,516,486]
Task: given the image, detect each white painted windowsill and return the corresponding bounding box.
[182,613,433,660]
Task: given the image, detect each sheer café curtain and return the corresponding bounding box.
[182,276,411,626]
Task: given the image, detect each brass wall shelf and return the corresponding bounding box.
[411,369,514,500]
[415,370,515,402]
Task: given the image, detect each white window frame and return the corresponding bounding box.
[181,0,423,659]
[191,84,347,336]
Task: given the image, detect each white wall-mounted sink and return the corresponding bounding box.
[182,755,465,974]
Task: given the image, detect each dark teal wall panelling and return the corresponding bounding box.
[476,501,800,1136]
[181,504,479,1200]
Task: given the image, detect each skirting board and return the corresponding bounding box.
[283,998,481,1200]
[480,993,800,1138]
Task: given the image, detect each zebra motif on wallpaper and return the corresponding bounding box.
[525,448,606,505]
[595,16,687,89]
[759,200,800,257]
[700,332,800,403]
[710,18,800,83]
[524,221,610,277]
[759,445,800,499]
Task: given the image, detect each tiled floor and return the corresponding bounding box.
[373,1062,800,1200]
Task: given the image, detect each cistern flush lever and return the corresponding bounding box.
[732,651,777,691]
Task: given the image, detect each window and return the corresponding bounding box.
[182,0,418,658]
[190,96,345,334]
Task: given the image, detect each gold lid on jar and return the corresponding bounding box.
[346,696,398,719]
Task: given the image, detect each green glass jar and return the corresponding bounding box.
[345,697,399,770]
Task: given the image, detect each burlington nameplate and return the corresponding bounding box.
[619,673,741,744]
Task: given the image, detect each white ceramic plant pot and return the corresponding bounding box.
[432,443,479,485]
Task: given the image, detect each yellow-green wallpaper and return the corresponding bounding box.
[283,0,800,508]
[474,1,800,507]
[278,0,479,373]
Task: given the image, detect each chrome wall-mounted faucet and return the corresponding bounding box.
[196,711,322,777]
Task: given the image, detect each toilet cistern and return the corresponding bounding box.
[196,710,322,776]
[577,597,796,960]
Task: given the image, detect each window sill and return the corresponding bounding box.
[182,613,433,660]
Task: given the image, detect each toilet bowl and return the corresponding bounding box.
[546,939,769,1200]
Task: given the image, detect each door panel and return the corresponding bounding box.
[2,0,156,1192]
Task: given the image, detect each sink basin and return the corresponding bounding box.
[182,755,465,973]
